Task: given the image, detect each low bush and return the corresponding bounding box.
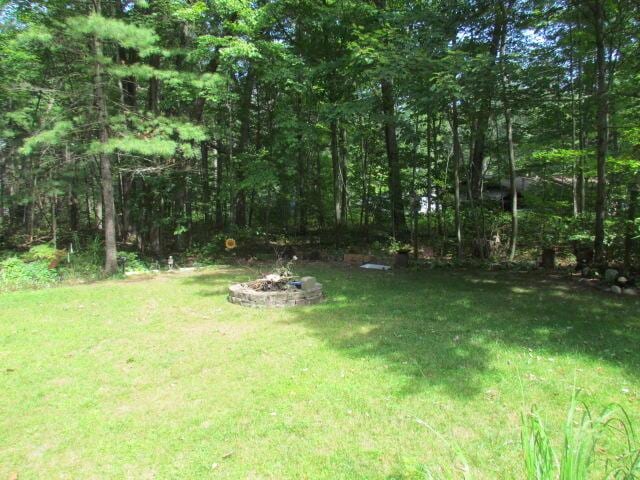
[57,253,104,282]
[117,251,150,273]
[0,256,59,291]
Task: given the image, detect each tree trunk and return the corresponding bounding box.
[201,141,211,229]
[451,101,463,259]
[147,54,160,113]
[330,118,347,229]
[0,154,4,232]
[330,119,345,229]
[51,193,57,248]
[504,105,517,261]
[624,178,638,271]
[569,24,579,218]
[592,0,608,265]
[469,10,503,199]
[315,150,325,228]
[235,72,254,228]
[214,141,224,230]
[360,136,370,234]
[498,4,517,261]
[380,78,408,239]
[93,0,118,274]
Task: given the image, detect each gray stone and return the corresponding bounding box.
[300,276,317,290]
[617,276,628,284]
[605,268,619,283]
[228,282,323,308]
[623,288,638,296]
[611,285,622,294]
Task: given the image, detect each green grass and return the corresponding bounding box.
[1,265,639,479]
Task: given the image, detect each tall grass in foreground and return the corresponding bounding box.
[522,392,640,479]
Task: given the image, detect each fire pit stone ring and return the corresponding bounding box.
[228,277,323,308]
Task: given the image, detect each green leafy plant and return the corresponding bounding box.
[117,251,149,273]
[386,237,412,254]
[521,391,640,480]
[0,256,59,291]
[22,243,60,262]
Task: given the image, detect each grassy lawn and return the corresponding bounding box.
[1,265,639,479]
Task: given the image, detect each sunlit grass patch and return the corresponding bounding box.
[0,265,638,479]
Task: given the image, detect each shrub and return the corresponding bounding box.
[0,256,59,291]
[117,251,149,273]
[23,244,59,262]
[57,253,104,282]
[23,244,66,268]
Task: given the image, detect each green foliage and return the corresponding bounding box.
[91,136,178,157]
[19,121,73,155]
[521,391,640,480]
[22,244,65,264]
[385,236,412,254]
[2,0,640,269]
[58,257,103,283]
[117,251,149,273]
[0,257,58,291]
[67,14,158,56]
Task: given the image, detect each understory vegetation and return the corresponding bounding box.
[0,0,639,274]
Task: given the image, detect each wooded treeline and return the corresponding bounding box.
[1,0,639,272]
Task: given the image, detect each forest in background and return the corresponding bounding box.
[1,0,639,274]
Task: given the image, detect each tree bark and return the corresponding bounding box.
[235,72,254,227]
[450,101,464,259]
[330,118,347,229]
[0,154,4,232]
[201,141,212,229]
[315,150,325,229]
[214,141,224,230]
[592,0,608,265]
[498,2,517,261]
[624,178,638,271]
[93,0,118,274]
[380,78,408,239]
[147,54,160,113]
[504,102,517,261]
[469,6,504,199]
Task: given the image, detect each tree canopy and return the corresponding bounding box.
[1,0,639,270]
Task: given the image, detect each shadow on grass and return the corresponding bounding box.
[180,267,253,297]
[182,265,640,399]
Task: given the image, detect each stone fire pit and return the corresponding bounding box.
[228,276,323,308]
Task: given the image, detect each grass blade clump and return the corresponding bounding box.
[521,391,640,480]
[522,406,556,480]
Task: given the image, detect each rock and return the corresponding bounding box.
[617,276,628,284]
[605,268,619,283]
[611,285,622,294]
[581,266,590,277]
[300,276,317,290]
[623,288,638,296]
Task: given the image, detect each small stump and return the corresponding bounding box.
[228,277,323,308]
